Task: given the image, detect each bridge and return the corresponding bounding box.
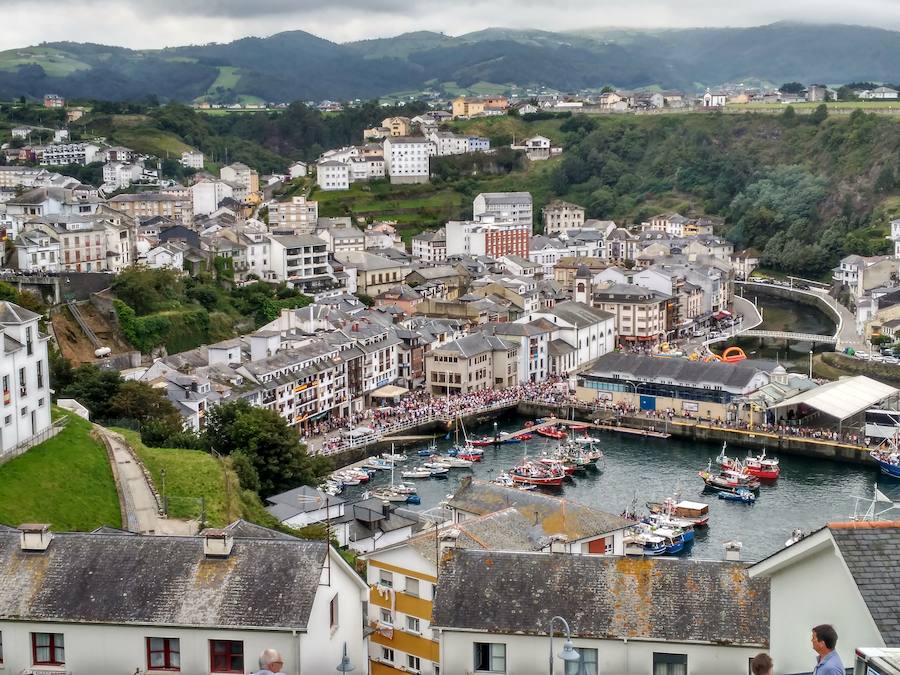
[739,329,838,344]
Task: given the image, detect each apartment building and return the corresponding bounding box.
[0,166,45,189]
[334,251,410,296]
[180,150,204,169]
[424,333,518,396]
[14,230,61,273]
[348,156,386,182]
[0,302,52,459]
[23,214,132,272]
[473,191,532,227]
[0,524,367,675]
[529,301,616,374]
[43,93,65,107]
[316,225,365,254]
[542,200,585,235]
[592,283,670,344]
[317,161,351,191]
[191,179,234,216]
[382,116,412,137]
[102,161,144,190]
[268,196,318,232]
[268,234,332,293]
[41,142,101,166]
[411,228,447,263]
[220,162,259,194]
[445,217,531,259]
[383,137,432,184]
[108,192,193,225]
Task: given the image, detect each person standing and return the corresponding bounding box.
[811,624,844,675]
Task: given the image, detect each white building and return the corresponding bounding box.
[180,150,204,169]
[348,156,385,182]
[317,160,350,191]
[529,301,616,374]
[542,200,585,236]
[191,179,234,216]
[511,135,553,160]
[434,548,768,675]
[703,88,728,107]
[268,234,332,292]
[14,230,60,273]
[288,160,308,178]
[426,130,489,156]
[411,228,447,263]
[40,142,101,166]
[145,243,185,270]
[891,218,900,259]
[473,191,533,227]
[220,162,258,193]
[269,196,318,232]
[23,214,132,273]
[749,521,900,675]
[383,137,433,184]
[0,302,52,459]
[102,161,143,190]
[0,523,368,675]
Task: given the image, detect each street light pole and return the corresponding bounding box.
[548,615,580,675]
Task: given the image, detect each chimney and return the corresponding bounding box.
[382,501,390,519]
[202,529,234,558]
[549,533,568,554]
[19,523,52,552]
[439,528,460,557]
[724,540,743,561]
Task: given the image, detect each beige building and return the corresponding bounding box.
[220,162,259,195]
[107,192,193,225]
[268,196,318,232]
[553,256,606,287]
[381,116,412,137]
[334,250,409,297]
[542,200,585,235]
[25,214,133,273]
[592,283,670,344]
[425,333,518,395]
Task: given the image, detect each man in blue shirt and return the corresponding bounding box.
[811,624,845,675]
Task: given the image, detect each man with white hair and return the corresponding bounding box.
[253,648,284,675]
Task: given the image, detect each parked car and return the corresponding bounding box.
[855,352,871,360]
[884,357,899,365]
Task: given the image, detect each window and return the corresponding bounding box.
[26,326,33,355]
[37,360,44,389]
[3,416,8,425]
[147,637,180,671]
[330,593,339,629]
[653,652,687,675]
[381,647,394,662]
[379,569,394,587]
[0,630,3,664]
[210,640,243,673]
[32,632,65,666]
[565,648,598,675]
[407,654,421,671]
[406,577,420,597]
[19,367,26,396]
[474,642,506,673]
[380,608,393,624]
[406,616,420,633]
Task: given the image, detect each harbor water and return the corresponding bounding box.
[342,414,898,562]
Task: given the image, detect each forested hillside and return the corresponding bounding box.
[550,109,900,275]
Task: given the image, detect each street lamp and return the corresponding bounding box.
[548,615,580,675]
[335,642,355,672]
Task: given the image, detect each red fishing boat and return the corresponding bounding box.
[509,460,565,487]
[538,456,577,476]
[536,426,567,440]
[569,423,590,431]
[518,433,533,440]
[469,438,495,447]
[717,442,780,480]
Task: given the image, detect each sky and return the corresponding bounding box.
[3,0,900,49]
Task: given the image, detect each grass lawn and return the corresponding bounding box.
[451,116,569,144]
[208,66,241,92]
[113,428,276,528]
[0,412,121,530]
[0,46,91,77]
[110,126,193,157]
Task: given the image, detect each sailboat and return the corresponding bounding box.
[449,415,483,461]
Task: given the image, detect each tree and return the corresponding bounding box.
[60,365,122,419]
[779,82,805,94]
[204,400,330,496]
[108,381,182,430]
[48,344,74,393]
[112,267,184,315]
[809,104,828,125]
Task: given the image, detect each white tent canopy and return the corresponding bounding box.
[768,376,899,421]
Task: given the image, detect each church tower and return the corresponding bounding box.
[574,264,593,305]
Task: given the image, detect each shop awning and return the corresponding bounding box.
[714,310,732,320]
[370,384,409,398]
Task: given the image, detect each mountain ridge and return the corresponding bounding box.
[0,22,898,102]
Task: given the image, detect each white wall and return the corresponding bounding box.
[440,631,762,675]
[764,542,884,674]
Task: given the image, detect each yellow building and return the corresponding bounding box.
[381,116,412,137]
[451,96,485,119]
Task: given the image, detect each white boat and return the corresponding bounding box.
[365,457,392,470]
[401,467,432,479]
[423,460,451,470]
[381,452,409,463]
[393,483,417,495]
[443,456,473,468]
[372,488,409,503]
[429,466,449,476]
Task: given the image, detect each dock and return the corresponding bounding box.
[502,417,671,440]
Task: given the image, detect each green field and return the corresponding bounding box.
[726,101,900,113]
[0,46,91,77]
[0,412,121,531]
[114,428,276,528]
[451,115,569,145]
[208,66,241,92]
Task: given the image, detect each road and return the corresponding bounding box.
[97,427,196,535]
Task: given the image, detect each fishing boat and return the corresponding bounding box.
[717,487,757,504]
[517,433,533,441]
[469,437,496,447]
[642,513,695,542]
[536,426,567,440]
[718,442,780,479]
[538,456,577,476]
[646,499,710,527]
[699,460,761,492]
[401,467,432,479]
[624,531,667,556]
[569,423,590,432]
[509,460,565,487]
[458,448,484,462]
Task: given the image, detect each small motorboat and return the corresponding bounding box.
[372,488,409,503]
[536,426,567,440]
[364,457,392,470]
[381,452,408,463]
[442,456,473,468]
[469,437,496,447]
[401,467,432,479]
[429,467,449,478]
[393,483,418,495]
[785,528,808,547]
[518,433,533,441]
[717,488,757,504]
[569,423,590,432]
[405,494,421,505]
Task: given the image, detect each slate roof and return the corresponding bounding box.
[0,528,328,630]
[541,301,614,328]
[432,549,769,646]
[0,301,40,324]
[266,485,346,517]
[585,352,764,390]
[829,521,900,645]
[448,479,632,541]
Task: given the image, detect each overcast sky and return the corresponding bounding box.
[4,0,900,49]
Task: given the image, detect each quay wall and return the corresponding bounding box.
[738,282,840,329]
